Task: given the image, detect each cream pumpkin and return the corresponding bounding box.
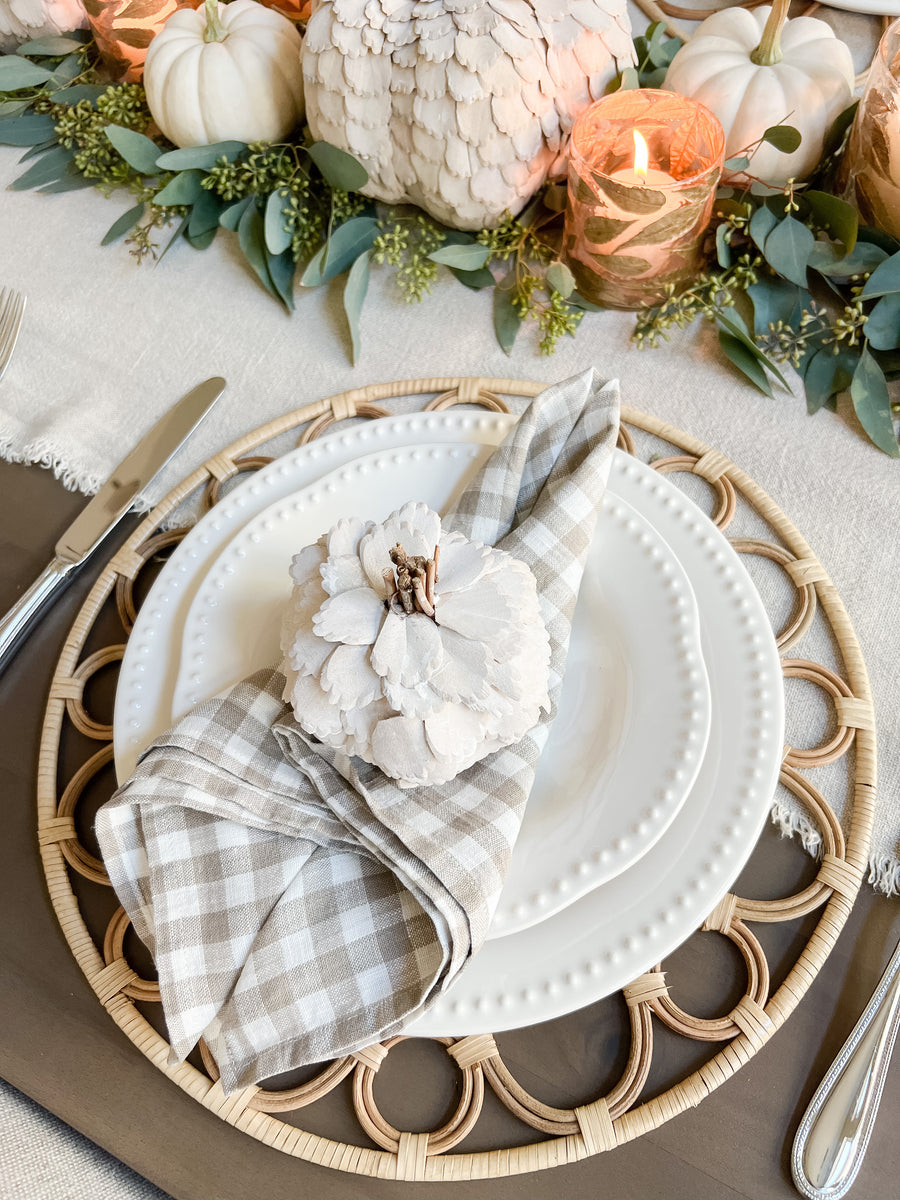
[143,0,304,148]
[664,0,854,189]
[301,0,635,231]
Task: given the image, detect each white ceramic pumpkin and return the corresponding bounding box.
[301,0,635,231]
[143,0,304,148]
[664,0,854,189]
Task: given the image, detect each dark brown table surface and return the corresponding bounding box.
[2,454,899,1200]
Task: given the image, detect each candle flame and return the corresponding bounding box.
[633,129,649,180]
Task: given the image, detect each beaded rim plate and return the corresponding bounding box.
[37,379,875,1181]
[109,411,782,1029]
[161,444,711,935]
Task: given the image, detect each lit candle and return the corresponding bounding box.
[563,89,725,310]
[612,130,676,188]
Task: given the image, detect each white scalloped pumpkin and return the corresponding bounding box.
[664,0,854,189]
[144,0,304,148]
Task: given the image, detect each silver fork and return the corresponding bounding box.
[0,288,26,383]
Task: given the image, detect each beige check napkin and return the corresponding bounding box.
[96,369,620,1093]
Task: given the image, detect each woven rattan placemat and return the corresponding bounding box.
[36,378,875,1180]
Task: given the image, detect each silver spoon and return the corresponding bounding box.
[792,932,900,1199]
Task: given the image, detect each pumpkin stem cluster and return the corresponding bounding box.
[750,0,790,66]
[384,543,440,619]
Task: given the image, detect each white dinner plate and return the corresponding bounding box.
[168,444,711,935]
[114,411,784,1033]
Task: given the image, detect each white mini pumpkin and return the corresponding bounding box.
[144,0,304,148]
[301,0,635,230]
[664,0,854,189]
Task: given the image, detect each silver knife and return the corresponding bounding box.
[0,377,226,674]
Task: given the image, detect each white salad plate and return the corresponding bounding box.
[167,444,711,936]
[114,411,784,1033]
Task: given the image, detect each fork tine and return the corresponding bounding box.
[0,289,26,381]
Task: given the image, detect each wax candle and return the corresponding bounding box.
[839,19,900,240]
[563,90,725,310]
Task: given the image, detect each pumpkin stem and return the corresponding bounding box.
[750,0,790,66]
[203,0,227,42]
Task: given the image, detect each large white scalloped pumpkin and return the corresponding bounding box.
[664,0,854,189]
[144,0,304,148]
[301,0,635,230]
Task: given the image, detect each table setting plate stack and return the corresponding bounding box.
[35,376,876,1180]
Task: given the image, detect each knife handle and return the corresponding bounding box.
[0,556,77,675]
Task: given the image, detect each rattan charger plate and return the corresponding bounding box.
[36,377,876,1181]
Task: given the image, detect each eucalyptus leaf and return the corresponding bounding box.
[861,251,900,299]
[747,278,806,338]
[19,136,58,161]
[264,188,293,255]
[156,141,246,171]
[428,242,490,269]
[803,347,856,414]
[344,250,370,364]
[494,272,522,355]
[317,215,379,282]
[105,124,163,175]
[449,265,495,290]
[188,188,224,237]
[307,141,368,191]
[266,246,296,312]
[219,195,255,231]
[568,291,604,313]
[718,330,774,397]
[857,225,900,257]
[184,225,218,251]
[0,114,55,145]
[802,191,857,252]
[590,179,665,216]
[764,215,814,288]
[156,213,190,264]
[864,294,900,350]
[36,170,96,193]
[300,243,328,287]
[717,310,789,389]
[16,35,84,55]
[153,169,205,207]
[762,125,802,153]
[808,239,887,279]
[10,144,73,189]
[0,101,29,117]
[850,347,900,456]
[748,204,778,253]
[0,58,53,89]
[822,102,858,160]
[724,155,750,172]
[47,55,82,88]
[48,83,106,105]
[546,261,575,298]
[618,66,639,90]
[101,201,146,245]
[237,202,279,301]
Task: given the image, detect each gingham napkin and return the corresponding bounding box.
[96,369,620,1093]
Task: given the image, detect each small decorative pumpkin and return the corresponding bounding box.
[301,0,635,231]
[280,502,551,788]
[663,0,854,190]
[143,0,304,148]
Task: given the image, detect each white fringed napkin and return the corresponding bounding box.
[96,369,620,1093]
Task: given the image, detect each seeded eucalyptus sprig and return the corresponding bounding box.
[1,25,899,453]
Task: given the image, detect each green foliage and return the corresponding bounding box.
[1,32,898,452]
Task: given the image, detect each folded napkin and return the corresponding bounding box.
[96,369,620,1093]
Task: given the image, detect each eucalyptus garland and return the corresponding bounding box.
[1,23,899,456]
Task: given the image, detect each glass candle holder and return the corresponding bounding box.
[83,0,203,82]
[839,19,900,239]
[563,89,725,311]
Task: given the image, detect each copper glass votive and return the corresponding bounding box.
[563,89,725,310]
[840,19,900,240]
